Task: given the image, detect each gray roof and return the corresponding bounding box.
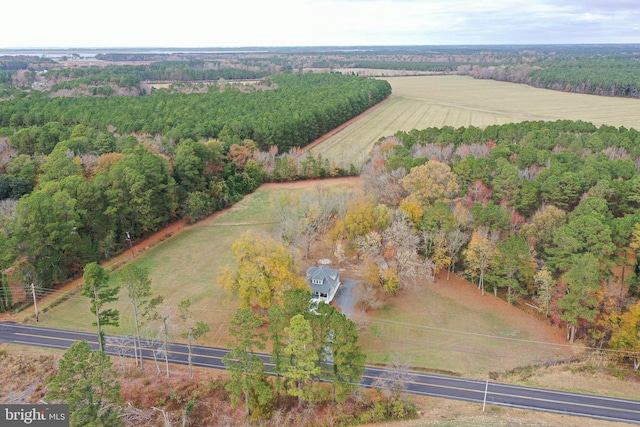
[306,265,340,293]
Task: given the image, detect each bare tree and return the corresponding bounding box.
[446,229,469,280]
[372,355,415,401]
[412,143,454,163]
[276,187,347,258]
[0,199,17,220]
[355,279,384,311]
[105,334,135,374]
[395,249,434,287]
[383,213,420,254]
[157,304,178,378]
[178,299,210,379]
[120,264,162,370]
[140,329,164,376]
[355,231,383,262]
[361,162,408,207]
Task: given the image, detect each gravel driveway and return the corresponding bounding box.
[333,277,359,318]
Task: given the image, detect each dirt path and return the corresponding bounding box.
[2,176,361,321]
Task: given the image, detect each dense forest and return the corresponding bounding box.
[46,62,269,92]
[3,45,640,100]
[0,72,391,304]
[331,45,640,98]
[345,120,640,361]
[0,73,390,150]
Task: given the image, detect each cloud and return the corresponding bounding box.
[1,0,639,47]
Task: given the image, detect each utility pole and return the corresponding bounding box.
[126,231,134,255]
[31,282,38,322]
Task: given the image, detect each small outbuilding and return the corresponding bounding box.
[306,265,341,304]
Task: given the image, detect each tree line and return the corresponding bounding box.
[264,120,640,370]
[359,120,640,359]
[47,63,269,92]
[0,73,391,150]
[0,73,390,301]
[5,46,640,100]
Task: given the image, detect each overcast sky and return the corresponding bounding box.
[2,0,639,48]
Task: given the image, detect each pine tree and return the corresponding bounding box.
[223,308,273,418]
[284,314,320,404]
[46,340,122,427]
[82,262,119,351]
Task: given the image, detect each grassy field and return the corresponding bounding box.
[31,188,282,347]
[29,178,574,377]
[349,270,572,376]
[310,75,640,168]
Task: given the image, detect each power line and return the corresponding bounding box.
[351,314,639,358]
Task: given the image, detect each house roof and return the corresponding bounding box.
[306,265,340,292]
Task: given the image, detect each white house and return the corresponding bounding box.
[306,265,341,304]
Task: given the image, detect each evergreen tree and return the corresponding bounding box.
[46,340,122,427]
[82,262,119,352]
[284,314,320,404]
[223,308,273,419]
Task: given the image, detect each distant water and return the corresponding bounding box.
[0,48,272,58]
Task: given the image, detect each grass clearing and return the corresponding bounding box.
[311,75,640,168]
[30,187,284,347]
[31,179,574,376]
[354,274,573,377]
[29,181,349,348]
[16,177,631,389]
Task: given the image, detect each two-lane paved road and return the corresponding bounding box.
[1,322,639,424]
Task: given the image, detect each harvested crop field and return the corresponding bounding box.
[310,75,640,168]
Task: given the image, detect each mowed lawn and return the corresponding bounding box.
[33,189,281,348]
[311,75,640,168]
[32,177,573,376]
[356,274,572,375]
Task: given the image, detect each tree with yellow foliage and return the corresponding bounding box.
[609,301,640,371]
[343,196,375,240]
[400,159,460,210]
[219,231,308,311]
[398,198,423,227]
[463,228,498,295]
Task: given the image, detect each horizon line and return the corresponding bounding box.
[3,42,640,51]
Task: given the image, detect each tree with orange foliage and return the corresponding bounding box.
[227,139,257,171]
